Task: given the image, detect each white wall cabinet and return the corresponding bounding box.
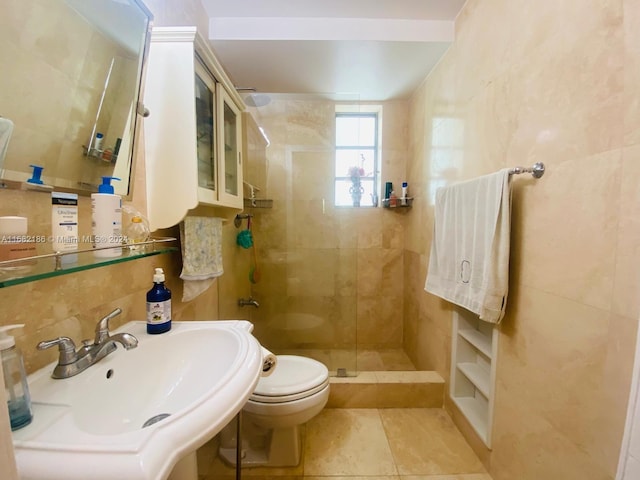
[450,308,498,448]
[143,27,244,231]
[217,87,243,207]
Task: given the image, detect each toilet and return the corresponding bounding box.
[219,355,329,467]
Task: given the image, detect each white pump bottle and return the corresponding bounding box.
[92,176,122,258]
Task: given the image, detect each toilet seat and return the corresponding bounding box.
[250,355,329,404]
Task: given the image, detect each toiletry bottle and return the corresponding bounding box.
[147,268,172,334]
[114,138,122,158]
[92,176,122,258]
[384,182,393,200]
[401,182,408,205]
[389,191,398,207]
[94,132,104,152]
[0,325,33,431]
[101,148,113,162]
[0,216,37,265]
[51,192,78,260]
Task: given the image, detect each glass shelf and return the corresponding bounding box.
[0,238,178,288]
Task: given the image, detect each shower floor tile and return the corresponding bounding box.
[275,347,416,375]
[357,348,417,371]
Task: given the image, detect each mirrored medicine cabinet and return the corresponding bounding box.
[0,0,153,197]
[0,0,164,289]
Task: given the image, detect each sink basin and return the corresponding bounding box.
[12,320,262,480]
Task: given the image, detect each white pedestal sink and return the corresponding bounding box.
[12,320,262,480]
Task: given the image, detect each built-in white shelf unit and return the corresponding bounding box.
[450,307,498,448]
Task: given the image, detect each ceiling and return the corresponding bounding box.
[200,0,467,102]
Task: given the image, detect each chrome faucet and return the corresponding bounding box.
[37,308,138,379]
[238,297,260,308]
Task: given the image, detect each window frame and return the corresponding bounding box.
[334,110,380,207]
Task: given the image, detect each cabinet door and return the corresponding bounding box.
[217,87,243,208]
[195,59,217,204]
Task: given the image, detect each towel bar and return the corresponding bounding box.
[508,162,545,178]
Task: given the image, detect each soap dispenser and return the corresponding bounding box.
[0,324,33,431]
[92,176,122,258]
[146,268,172,334]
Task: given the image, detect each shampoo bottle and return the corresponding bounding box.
[0,325,33,431]
[92,176,122,258]
[146,268,172,334]
[94,132,104,152]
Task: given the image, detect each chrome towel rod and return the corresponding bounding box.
[508,162,545,178]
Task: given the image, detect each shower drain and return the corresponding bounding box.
[142,413,171,428]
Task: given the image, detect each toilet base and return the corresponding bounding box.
[219,421,302,467]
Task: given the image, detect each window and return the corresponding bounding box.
[334,111,380,207]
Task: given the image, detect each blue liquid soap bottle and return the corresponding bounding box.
[146,268,172,334]
[0,325,33,430]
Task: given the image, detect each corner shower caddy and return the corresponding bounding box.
[381,197,413,208]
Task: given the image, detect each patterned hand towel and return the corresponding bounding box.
[180,216,224,301]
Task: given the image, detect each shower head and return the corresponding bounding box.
[243,93,271,108]
[235,87,271,107]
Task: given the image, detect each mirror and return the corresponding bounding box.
[0,0,153,197]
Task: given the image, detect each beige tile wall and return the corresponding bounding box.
[405,0,640,478]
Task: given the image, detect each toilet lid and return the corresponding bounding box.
[252,355,328,399]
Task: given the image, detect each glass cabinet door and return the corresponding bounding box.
[217,87,243,208]
[194,59,217,204]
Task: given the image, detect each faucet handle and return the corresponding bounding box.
[37,337,78,365]
[94,308,122,344]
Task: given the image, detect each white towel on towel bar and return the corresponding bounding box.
[424,169,512,323]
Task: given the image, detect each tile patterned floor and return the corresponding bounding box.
[197,408,492,480]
